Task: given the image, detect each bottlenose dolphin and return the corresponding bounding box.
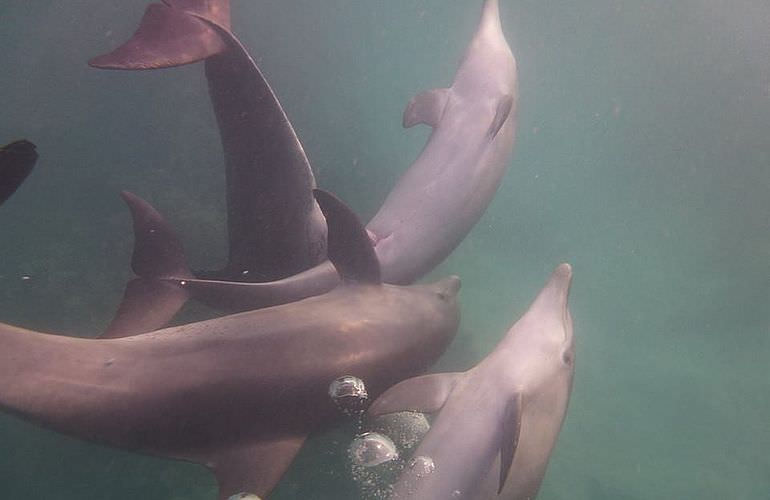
[0,140,37,206]
[90,0,327,283]
[368,264,574,500]
[0,190,460,499]
[98,0,517,336]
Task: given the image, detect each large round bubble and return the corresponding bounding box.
[349,432,399,467]
[366,411,430,453]
[329,375,369,415]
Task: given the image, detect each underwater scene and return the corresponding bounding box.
[0,0,768,499]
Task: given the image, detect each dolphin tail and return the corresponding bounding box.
[102,191,194,338]
[89,0,231,69]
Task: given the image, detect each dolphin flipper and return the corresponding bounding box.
[209,435,306,500]
[402,88,450,128]
[0,140,37,206]
[487,94,514,139]
[88,1,230,69]
[367,372,462,416]
[499,392,522,493]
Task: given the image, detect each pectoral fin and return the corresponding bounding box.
[367,372,462,416]
[487,94,514,139]
[498,392,523,494]
[209,435,307,500]
[403,88,450,128]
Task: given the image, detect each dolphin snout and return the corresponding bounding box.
[433,275,461,301]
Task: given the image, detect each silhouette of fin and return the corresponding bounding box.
[0,140,37,206]
[89,0,232,69]
[313,189,380,284]
[367,372,462,416]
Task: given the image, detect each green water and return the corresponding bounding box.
[0,0,768,498]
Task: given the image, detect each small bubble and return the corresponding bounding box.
[21,275,31,281]
[329,375,368,415]
[451,490,462,498]
[241,270,249,275]
[349,432,398,467]
[179,280,187,286]
[409,455,435,477]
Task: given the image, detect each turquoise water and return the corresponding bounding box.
[1,0,768,498]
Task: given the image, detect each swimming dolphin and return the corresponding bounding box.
[0,190,460,499]
[368,263,574,500]
[90,0,327,283]
[0,139,37,206]
[98,0,517,336]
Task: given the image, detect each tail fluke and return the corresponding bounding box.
[0,140,37,206]
[102,191,193,338]
[89,0,231,70]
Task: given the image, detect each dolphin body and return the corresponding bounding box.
[368,264,574,500]
[90,0,327,284]
[0,190,460,499]
[93,0,517,336]
[0,140,37,206]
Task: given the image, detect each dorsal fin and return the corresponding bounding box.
[312,189,380,284]
[120,191,192,279]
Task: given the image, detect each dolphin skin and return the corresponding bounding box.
[0,190,460,499]
[96,0,518,336]
[0,140,37,206]
[368,264,574,500]
[90,0,327,283]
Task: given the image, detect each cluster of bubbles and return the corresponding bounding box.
[329,375,435,498]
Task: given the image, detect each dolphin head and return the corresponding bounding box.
[495,263,574,388]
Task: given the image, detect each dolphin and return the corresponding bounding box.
[97,0,518,336]
[367,263,574,500]
[90,0,327,283]
[0,189,460,499]
[0,139,37,206]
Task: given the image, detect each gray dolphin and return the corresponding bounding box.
[0,190,460,499]
[90,0,327,283]
[368,263,574,500]
[0,139,37,206]
[100,0,517,337]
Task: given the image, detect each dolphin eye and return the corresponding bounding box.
[561,350,573,365]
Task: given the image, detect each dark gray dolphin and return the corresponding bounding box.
[0,190,460,499]
[100,0,517,336]
[368,264,574,500]
[0,140,37,206]
[90,0,327,283]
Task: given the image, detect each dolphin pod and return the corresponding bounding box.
[0,140,37,206]
[90,0,328,284]
[369,264,574,500]
[90,0,518,336]
[0,190,461,499]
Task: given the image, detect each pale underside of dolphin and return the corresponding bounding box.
[90,0,327,284]
[95,0,518,338]
[0,190,461,499]
[368,264,574,500]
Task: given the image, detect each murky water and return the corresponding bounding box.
[0,1,768,498]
